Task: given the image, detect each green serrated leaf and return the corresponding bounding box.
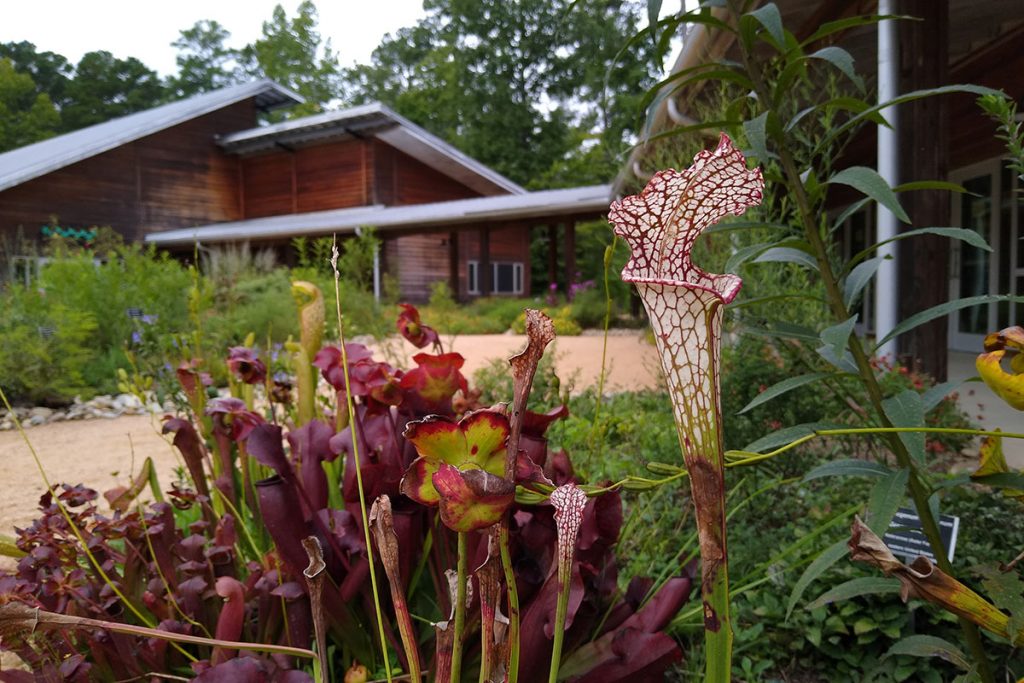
[806,577,902,610]
[826,166,910,223]
[803,459,893,482]
[884,635,971,671]
[866,468,909,533]
[738,372,834,414]
[881,390,926,462]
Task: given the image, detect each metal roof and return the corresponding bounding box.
[145,184,612,248]
[218,102,526,196]
[0,80,302,193]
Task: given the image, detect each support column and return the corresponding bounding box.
[898,0,950,380]
[548,224,558,291]
[875,0,900,362]
[449,231,460,300]
[479,227,491,297]
[565,221,576,299]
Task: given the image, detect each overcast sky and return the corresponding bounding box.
[0,0,429,76]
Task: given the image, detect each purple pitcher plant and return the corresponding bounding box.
[610,133,763,680]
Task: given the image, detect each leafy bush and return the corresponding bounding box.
[0,286,97,404]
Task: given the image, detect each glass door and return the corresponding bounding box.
[948,160,1020,351]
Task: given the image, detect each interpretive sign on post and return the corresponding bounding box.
[882,507,959,564]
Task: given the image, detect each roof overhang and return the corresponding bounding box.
[217,102,525,196]
[0,80,302,193]
[145,184,612,249]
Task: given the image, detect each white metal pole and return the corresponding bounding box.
[875,0,900,361]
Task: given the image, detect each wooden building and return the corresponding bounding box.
[0,80,610,301]
[621,0,1024,376]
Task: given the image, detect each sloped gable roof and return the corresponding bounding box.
[217,102,526,196]
[0,80,302,193]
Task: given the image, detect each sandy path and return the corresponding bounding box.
[0,416,184,536]
[0,334,659,539]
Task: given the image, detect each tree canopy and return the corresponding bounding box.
[0,58,60,152]
[343,0,659,187]
[169,20,245,98]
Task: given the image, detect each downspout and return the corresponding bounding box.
[875,0,899,360]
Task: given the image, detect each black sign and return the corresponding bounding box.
[882,507,959,564]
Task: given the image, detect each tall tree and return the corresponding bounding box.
[0,41,72,110]
[61,51,167,130]
[0,58,60,151]
[343,0,659,188]
[169,20,244,97]
[242,1,341,117]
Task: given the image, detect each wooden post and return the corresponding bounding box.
[479,227,491,297]
[547,224,558,292]
[565,221,576,299]
[449,231,460,300]
[898,0,949,380]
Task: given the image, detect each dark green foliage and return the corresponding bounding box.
[60,51,167,131]
[168,20,245,97]
[0,57,60,152]
[343,0,660,187]
[241,1,341,118]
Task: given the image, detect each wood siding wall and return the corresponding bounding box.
[0,102,255,244]
[240,138,371,218]
[384,224,531,302]
[372,141,481,206]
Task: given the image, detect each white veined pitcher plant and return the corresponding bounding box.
[609,133,763,681]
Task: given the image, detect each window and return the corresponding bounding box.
[467,260,523,295]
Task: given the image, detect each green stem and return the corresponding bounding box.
[332,246,393,682]
[724,4,995,674]
[499,523,521,683]
[548,554,572,683]
[451,531,468,683]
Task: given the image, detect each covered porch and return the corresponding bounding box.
[145,184,613,303]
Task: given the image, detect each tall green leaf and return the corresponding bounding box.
[844,257,884,307]
[826,167,910,223]
[748,3,785,47]
[806,577,902,610]
[753,247,819,270]
[847,227,992,271]
[866,468,909,533]
[881,390,926,462]
[786,538,848,619]
[808,46,863,90]
[874,295,1021,349]
[803,459,893,482]
[884,635,971,671]
[738,372,834,414]
[743,112,771,163]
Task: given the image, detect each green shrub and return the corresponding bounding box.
[568,286,610,329]
[0,287,97,404]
